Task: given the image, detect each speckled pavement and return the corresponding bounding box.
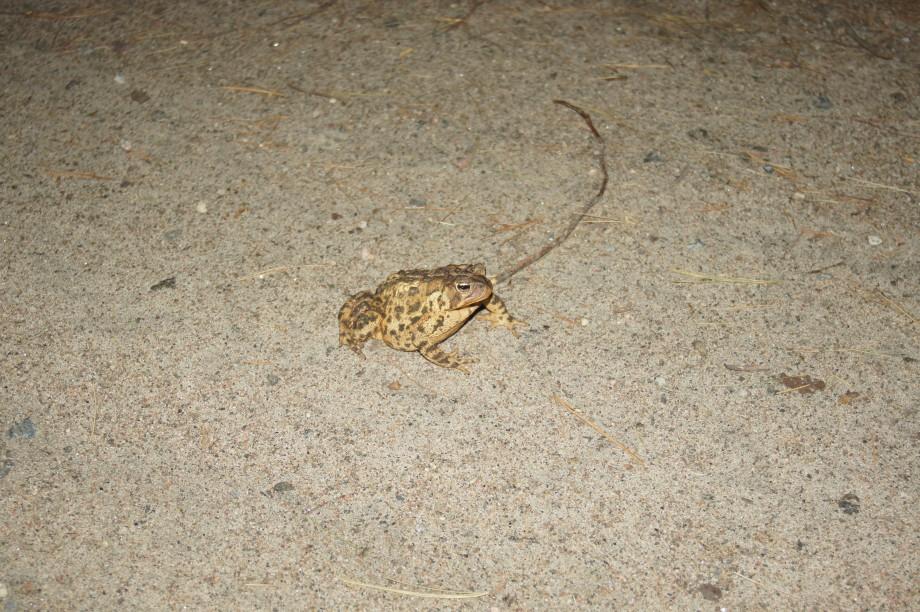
[1,1,918,608]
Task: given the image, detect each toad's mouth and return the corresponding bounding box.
[455,283,491,308]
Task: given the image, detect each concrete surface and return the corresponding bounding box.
[1,1,918,609]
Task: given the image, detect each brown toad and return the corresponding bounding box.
[338,263,525,373]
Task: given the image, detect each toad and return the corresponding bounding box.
[338,263,525,373]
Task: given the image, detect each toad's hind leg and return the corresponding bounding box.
[419,342,477,374]
[338,291,382,357]
[480,293,527,336]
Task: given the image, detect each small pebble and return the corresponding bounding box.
[580,318,589,326]
[814,95,833,109]
[838,493,860,514]
[0,457,13,479]
[655,376,667,387]
[7,417,36,439]
[130,89,150,104]
[687,238,705,251]
[868,235,882,246]
[150,277,176,291]
[691,340,707,357]
[114,73,126,84]
[196,201,208,214]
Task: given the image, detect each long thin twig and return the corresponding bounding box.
[842,21,893,60]
[494,100,608,284]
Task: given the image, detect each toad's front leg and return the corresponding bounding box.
[480,293,527,337]
[419,342,477,374]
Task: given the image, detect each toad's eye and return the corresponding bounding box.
[456,281,471,292]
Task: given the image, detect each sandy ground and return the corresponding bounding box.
[2,1,918,609]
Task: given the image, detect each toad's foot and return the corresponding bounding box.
[339,337,368,359]
[480,309,527,337]
[481,294,526,337]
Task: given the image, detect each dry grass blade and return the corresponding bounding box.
[236,262,336,282]
[576,212,637,225]
[670,269,780,285]
[784,345,908,359]
[493,218,544,232]
[439,0,486,31]
[340,578,488,599]
[44,170,115,181]
[404,206,457,212]
[296,88,387,102]
[18,9,111,20]
[602,63,671,69]
[724,363,770,372]
[778,383,812,394]
[267,0,336,29]
[552,394,645,466]
[693,202,731,213]
[237,266,290,281]
[872,289,919,325]
[222,86,285,97]
[844,176,917,196]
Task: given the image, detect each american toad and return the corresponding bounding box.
[338,263,525,373]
